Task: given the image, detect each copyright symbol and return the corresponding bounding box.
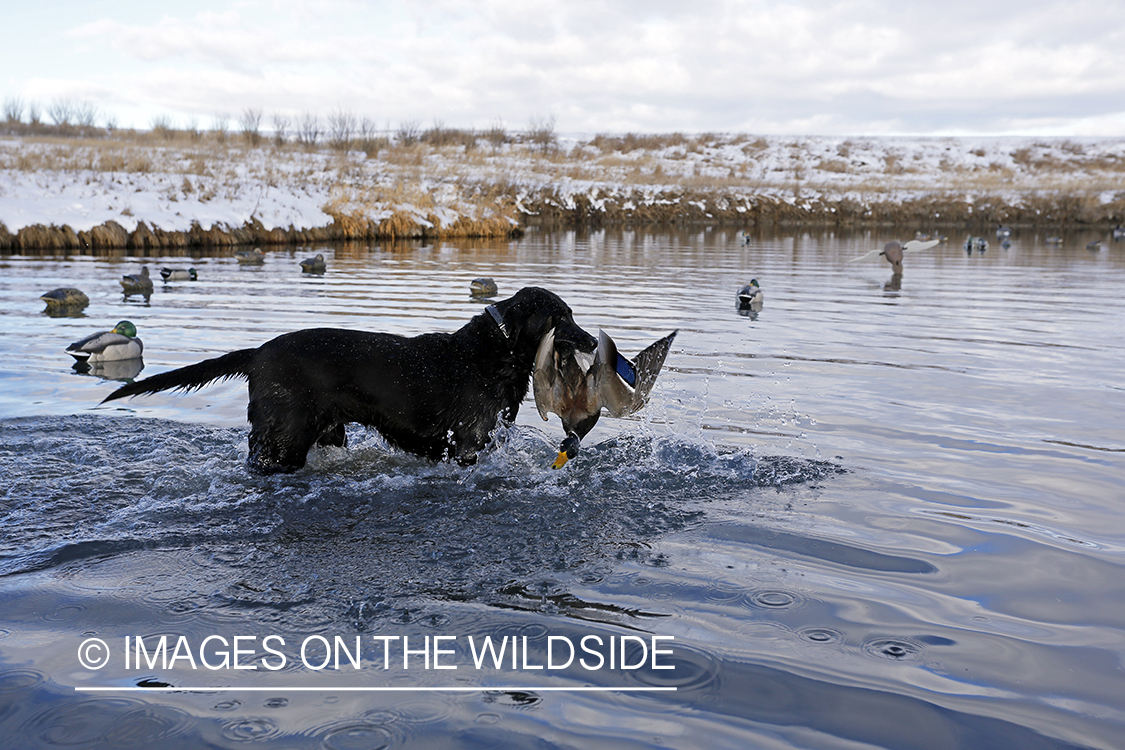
[78,638,111,670]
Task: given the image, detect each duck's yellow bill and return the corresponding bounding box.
[551,451,570,470]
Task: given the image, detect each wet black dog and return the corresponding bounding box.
[103,287,596,474]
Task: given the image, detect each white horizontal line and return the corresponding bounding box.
[76,685,677,693]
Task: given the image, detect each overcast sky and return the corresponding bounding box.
[4,0,1124,136]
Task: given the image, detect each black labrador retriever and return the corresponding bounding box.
[102,287,597,474]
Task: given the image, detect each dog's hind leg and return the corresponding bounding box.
[246,397,321,474]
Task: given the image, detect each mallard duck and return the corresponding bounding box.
[160,267,197,282]
[533,328,676,468]
[299,253,326,273]
[737,280,763,311]
[235,248,265,264]
[120,266,154,296]
[738,230,753,245]
[40,288,90,310]
[470,277,498,297]
[66,320,143,363]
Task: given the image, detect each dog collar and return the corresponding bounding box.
[485,305,508,339]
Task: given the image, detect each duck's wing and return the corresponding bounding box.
[66,331,130,358]
[592,330,677,418]
[902,239,940,253]
[532,327,558,421]
[849,248,885,262]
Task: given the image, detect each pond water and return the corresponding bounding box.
[1,226,1123,749]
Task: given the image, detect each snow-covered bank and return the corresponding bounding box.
[2,132,1123,251]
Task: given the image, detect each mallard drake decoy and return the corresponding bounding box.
[120,266,154,297]
[533,328,676,468]
[1045,236,1063,245]
[738,230,753,245]
[160,267,197,282]
[66,320,143,363]
[737,280,763,311]
[235,248,265,264]
[470,277,498,297]
[1086,240,1102,251]
[299,253,326,273]
[40,288,90,310]
[996,224,1012,240]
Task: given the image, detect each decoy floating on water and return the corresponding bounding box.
[470,277,498,297]
[235,248,265,264]
[737,280,763,311]
[160,267,197,282]
[66,320,143,363]
[1045,236,1063,245]
[996,225,1012,240]
[299,253,326,273]
[964,237,989,254]
[738,230,753,245]
[1112,225,1123,242]
[120,266,154,297]
[40,288,89,312]
[1001,239,1012,250]
[533,328,676,469]
[1086,240,1102,251]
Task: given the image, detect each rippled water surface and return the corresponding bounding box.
[2,227,1124,749]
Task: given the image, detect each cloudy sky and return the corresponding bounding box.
[5,0,1124,136]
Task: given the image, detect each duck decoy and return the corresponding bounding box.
[235,248,265,264]
[40,288,90,312]
[120,266,154,297]
[1045,236,1063,245]
[1001,239,1012,249]
[964,237,988,254]
[996,224,1012,240]
[299,253,326,273]
[738,230,753,245]
[1113,225,1124,242]
[533,328,676,469]
[470,277,498,297]
[160,267,197,282]
[1086,240,1102,251]
[737,280,763,311]
[66,320,143,363]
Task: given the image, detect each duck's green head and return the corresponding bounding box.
[112,321,138,338]
[750,279,760,288]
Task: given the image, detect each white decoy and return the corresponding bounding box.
[66,320,143,363]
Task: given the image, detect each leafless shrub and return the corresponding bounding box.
[396,119,421,146]
[271,112,289,146]
[27,101,41,125]
[527,115,556,153]
[75,101,100,127]
[151,114,176,140]
[591,132,688,152]
[213,113,230,143]
[327,109,356,151]
[239,107,263,147]
[356,117,388,157]
[484,120,508,150]
[185,115,201,141]
[422,120,476,149]
[3,96,24,123]
[296,112,320,147]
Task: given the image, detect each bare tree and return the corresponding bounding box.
[327,109,356,152]
[151,114,175,140]
[239,107,263,147]
[296,111,320,147]
[3,96,24,123]
[75,101,100,128]
[27,101,41,125]
[527,114,557,153]
[47,99,77,127]
[213,112,230,143]
[270,112,290,147]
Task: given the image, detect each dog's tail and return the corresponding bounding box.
[101,348,256,403]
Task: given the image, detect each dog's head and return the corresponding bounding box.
[491,287,597,361]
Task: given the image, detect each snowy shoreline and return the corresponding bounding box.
[3,132,1124,250]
